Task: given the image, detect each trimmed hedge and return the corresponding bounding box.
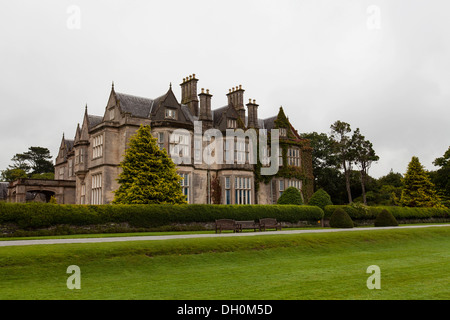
[324,205,450,221]
[375,209,398,227]
[0,202,324,230]
[308,189,333,210]
[329,208,354,228]
[277,187,303,205]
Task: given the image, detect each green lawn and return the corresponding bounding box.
[0,226,449,300]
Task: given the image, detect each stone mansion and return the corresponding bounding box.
[48,74,314,205]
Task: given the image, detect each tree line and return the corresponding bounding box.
[301,121,449,208]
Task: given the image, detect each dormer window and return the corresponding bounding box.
[109,108,114,120]
[227,119,237,129]
[165,108,177,120]
[279,128,287,137]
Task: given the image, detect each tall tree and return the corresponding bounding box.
[399,156,444,208]
[300,132,339,187]
[431,146,450,207]
[1,146,54,181]
[330,120,354,204]
[300,132,344,204]
[113,125,187,204]
[351,128,379,205]
[22,147,54,175]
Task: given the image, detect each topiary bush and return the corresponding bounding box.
[374,209,398,227]
[308,189,333,210]
[277,187,303,205]
[329,208,354,228]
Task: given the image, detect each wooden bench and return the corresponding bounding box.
[236,220,259,232]
[215,219,238,233]
[259,218,282,231]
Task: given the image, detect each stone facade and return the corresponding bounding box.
[53,74,314,205]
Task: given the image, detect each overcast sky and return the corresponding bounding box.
[1,0,449,178]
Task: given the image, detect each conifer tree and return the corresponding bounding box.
[113,125,187,204]
[399,156,444,208]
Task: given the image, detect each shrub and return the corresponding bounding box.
[374,209,398,227]
[329,208,354,228]
[323,205,362,220]
[277,187,303,205]
[324,205,450,221]
[308,189,333,210]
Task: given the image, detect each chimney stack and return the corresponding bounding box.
[180,74,199,117]
[226,85,246,123]
[246,98,259,128]
[199,87,213,127]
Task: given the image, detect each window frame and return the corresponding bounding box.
[165,108,177,120]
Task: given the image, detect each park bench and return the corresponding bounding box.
[259,218,282,231]
[236,220,259,232]
[215,219,238,233]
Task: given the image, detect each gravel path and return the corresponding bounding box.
[0,224,448,247]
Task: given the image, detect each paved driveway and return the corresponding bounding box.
[0,224,448,247]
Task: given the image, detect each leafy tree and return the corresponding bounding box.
[330,120,354,204]
[22,147,54,175]
[430,147,450,207]
[300,132,339,190]
[378,169,404,188]
[351,128,379,205]
[399,156,444,208]
[277,187,303,205]
[1,146,54,181]
[113,125,187,205]
[1,168,27,182]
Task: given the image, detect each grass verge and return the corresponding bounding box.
[0,226,449,299]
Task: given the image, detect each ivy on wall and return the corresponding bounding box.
[253,107,314,202]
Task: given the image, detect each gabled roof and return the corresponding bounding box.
[212,105,228,126]
[262,116,277,131]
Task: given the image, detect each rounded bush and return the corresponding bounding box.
[374,209,398,227]
[308,189,333,210]
[329,208,354,228]
[277,187,303,205]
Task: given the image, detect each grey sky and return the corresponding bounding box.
[1,0,449,178]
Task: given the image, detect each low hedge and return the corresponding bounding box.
[0,202,324,230]
[324,205,450,221]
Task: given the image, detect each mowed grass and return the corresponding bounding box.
[0,227,449,300]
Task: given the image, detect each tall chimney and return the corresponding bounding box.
[180,74,199,117]
[226,85,246,124]
[199,88,213,126]
[246,99,259,128]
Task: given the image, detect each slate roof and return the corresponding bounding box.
[115,92,154,118]
[65,139,74,151]
[262,116,277,130]
[83,88,281,130]
[87,115,103,129]
[212,106,228,126]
